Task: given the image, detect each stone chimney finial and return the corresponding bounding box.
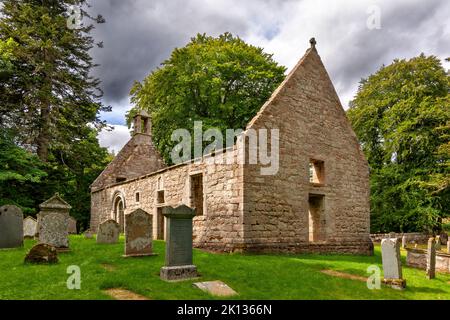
[310,38,317,49]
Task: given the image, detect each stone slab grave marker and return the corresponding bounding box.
[38,193,71,251]
[435,236,441,251]
[381,238,406,289]
[0,205,24,249]
[427,237,436,280]
[97,220,120,244]
[68,216,77,234]
[160,205,198,281]
[23,216,38,239]
[193,281,238,297]
[447,240,450,254]
[84,229,94,239]
[402,235,407,249]
[124,209,156,257]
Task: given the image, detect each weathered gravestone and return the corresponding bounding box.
[160,205,198,281]
[38,194,71,251]
[440,232,448,245]
[427,237,436,279]
[39,213,69,250]
[193,281,238,297]
[381,238,406,289]
[435,236,441,251]
[447,240,450,254]
[97,220,120,244]
[402,236,407,249]
[84,229,94,239]
[23,216,38,238]
[68,216,77,234]
[124,209,155,257]
[0,205,24,249]
[24,243,58,264]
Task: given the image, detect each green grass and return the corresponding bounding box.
[1,236,449,300]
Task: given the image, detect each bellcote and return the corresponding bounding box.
[133,110,152,135]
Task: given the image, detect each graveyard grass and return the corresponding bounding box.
[1,236,450,300]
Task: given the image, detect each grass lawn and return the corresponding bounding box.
[0,236,449,300]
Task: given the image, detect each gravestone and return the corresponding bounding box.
[39,213,69,250]
[381,238,406,289]
[84,229,94,239]
[24,243,58,264]
[447,240,450,254]
[193,281,238,297]
[160,205,198,281]
[402,236,407,249]
[38,194,71,250]
[23,216,38,238]
[124,209,155,257]
[435,236,441,251]
[0,205,24,249]
[97,220,120,244]
[440,232,448,245]
[426,237,436,279]
[68,216,77,234]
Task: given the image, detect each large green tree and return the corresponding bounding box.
[0,1,111,230]
[348,54,450,233]
[128,33,286,163]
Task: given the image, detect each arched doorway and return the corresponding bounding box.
[113,194,125,233]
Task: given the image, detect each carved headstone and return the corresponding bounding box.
[381,238,406,289]
[402,236,407,249]
[37,193,71,250]
[124,209,155,257]
[160,205,198,281]
[23,216,38,238]
[97,220,120,244]
[0,205,24,249]
[24,243,58,264]
[68,216,77,234]
[427,237,436,279]
[39,213,69,249]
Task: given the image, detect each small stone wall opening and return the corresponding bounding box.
[156,207,165,240]
[309,159,325,185]
[190,174,204,216]
[308,194,326,243]
[135,192,140,203]
[157,190,165,204]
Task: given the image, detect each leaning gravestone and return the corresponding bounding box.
[160,205,198,281]
[381,238,406,289]
[0,205,24,249]
[23,216,38,238]
[427,237,436,280]
[39,213,69,250]
[24,243,58,264]
[97,220,120,244]
[124,209,155,257]
[68,216,77,234]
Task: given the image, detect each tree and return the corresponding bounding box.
[348,54,450,233]
[128,33,286,163]
[0,0,109,161]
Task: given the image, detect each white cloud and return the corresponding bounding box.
[98,125,131,154]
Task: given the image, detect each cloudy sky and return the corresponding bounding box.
[88,0,450,153]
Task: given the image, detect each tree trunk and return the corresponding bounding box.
[36,103,50,162]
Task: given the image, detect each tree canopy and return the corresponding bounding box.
[348,54,450,233]
[128,32,286,163]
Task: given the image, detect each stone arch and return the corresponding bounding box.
[112,191,126,233]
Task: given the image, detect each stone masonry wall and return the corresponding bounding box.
[241,47,372,255]
[90,150,245,252]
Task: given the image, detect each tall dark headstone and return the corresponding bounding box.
[124,209,155,257]
[0,205,24,249]
[160,205,198,281]
[427,237,436,280]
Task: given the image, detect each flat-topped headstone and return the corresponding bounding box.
[23,216,38,238]
[124,209,155,257]
[39,213,69,249]
[68,216,77,234]
[160,205,198,281]
[0,205,24,249]
[193,281,238,297]
[381,238,406,289]
[97,220,120,244]
[427,237,436,279]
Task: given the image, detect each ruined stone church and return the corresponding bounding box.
[90,39,373,255]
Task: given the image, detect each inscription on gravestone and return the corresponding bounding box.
[0,205,24,249]
[160,205,198,281]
